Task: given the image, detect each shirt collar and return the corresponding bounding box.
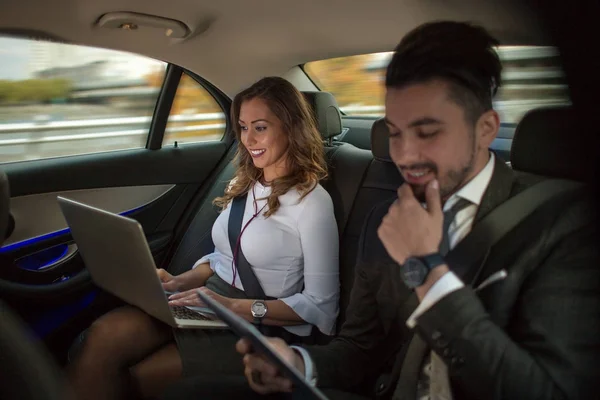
[443,153,496,212]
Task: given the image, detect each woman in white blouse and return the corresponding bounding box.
[68,77,339,400]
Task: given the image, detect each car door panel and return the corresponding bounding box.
[3,141,228,195]
[0,140,230,347]
[5,184,176,248]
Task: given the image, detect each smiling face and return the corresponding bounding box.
[238,97,290,182]
[385,79,499,202]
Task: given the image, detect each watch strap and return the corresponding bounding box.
[420,253,445,270]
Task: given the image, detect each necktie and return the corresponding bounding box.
[393,198,471,400]
[439,198,471,256]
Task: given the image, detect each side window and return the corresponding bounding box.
[303,46,570,125]
[0,37,167,163]
[163,72,226,145]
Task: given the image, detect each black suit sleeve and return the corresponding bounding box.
[415,199,600,399]
[306,260,388,389]
[306,200,404,391]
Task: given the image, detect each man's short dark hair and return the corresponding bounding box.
[386,21,502,125]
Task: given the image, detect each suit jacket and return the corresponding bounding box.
[307,158,600,399]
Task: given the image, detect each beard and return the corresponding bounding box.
[406,136,477,203]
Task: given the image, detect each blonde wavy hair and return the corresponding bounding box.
[214,77,327,217]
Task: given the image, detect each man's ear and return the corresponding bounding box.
[476,109,500,149]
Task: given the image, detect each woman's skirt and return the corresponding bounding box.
[173,273,302,377]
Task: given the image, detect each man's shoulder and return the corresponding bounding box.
[509,170,545,195]
[510,171,593,212]
[503,171,597,244]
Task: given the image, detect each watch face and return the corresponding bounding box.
[251,301,267,318]
[401,257,428,289]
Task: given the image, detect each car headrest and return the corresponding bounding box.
[371,118,392,162]
[302,91,342,140]
[511,107,589,181]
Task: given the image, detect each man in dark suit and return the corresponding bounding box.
[237,21,600,399]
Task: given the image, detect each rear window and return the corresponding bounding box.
[303,46,570,124]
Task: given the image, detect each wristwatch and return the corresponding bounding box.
[251,300,268,324]
[400,253,446,289]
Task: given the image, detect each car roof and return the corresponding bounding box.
[0,0,549,96]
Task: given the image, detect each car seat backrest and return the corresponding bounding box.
[511,106,591,181]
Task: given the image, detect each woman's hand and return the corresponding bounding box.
[157,263,214,293]
[157,268,182,293]
[168,287,233,309]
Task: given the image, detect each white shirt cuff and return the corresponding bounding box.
[290,346,317,386]
[191,253,214,270]
[406,271,464,329]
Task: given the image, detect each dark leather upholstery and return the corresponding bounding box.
[370,118,392,163]
[511,106,590,181]
[303,91,343,140]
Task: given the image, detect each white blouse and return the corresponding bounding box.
[193,181,340,336]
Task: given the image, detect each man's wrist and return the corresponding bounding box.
[397,244,441,265]
[290,346,317,386]
[295,351,306,375]
[415,264,449,301]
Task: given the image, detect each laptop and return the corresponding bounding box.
[197,290,329,400]
[57,196,227,329]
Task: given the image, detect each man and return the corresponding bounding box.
[237,21,600,399]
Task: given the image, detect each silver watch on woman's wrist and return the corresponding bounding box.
[251,300,268,324]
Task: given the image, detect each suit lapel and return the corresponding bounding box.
[446,158,516,285]
[474,157,515,223]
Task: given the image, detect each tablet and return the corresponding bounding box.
[196,290,329,400]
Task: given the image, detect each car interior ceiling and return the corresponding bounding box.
[0,1,543,96]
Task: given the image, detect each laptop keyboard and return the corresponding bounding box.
[171,306,212,321]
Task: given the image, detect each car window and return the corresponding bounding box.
[0,36,166,163]
[304,46,570,124]
[163,72,226,146]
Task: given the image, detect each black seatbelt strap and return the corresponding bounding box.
[228,194,271,300]
[445,178,583,283]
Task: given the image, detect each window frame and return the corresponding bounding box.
[301,47,570,125]
[0,34,232,164]
[147,64,183,150]
[157,69,232,149]
[298,63,349,116]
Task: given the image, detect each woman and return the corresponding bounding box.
[68,76,339,400]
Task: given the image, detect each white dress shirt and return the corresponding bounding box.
[193,181,340,336]
[294,153,496,384]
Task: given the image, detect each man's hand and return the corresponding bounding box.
[377,180,443,265]
[168,286,232,309]
[236,337,303,394]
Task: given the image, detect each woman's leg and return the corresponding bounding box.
[130,330,247,399]
[130,343,183,399]
[67,306,173,400]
